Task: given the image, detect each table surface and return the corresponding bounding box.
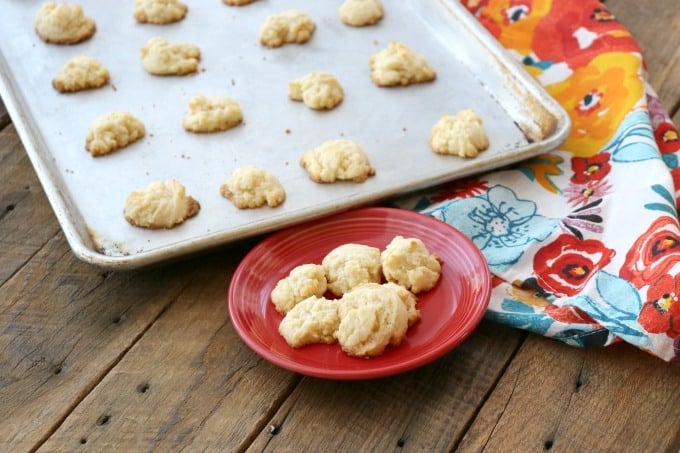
[2,1,679,451]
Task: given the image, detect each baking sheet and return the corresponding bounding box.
[0,0,570,269]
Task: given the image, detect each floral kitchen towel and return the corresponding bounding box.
[401,0,680,361]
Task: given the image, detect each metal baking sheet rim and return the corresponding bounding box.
[0,0,570,270]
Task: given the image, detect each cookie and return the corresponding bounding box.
[338,0,383,27]
[322,243,382,297]
[220,166,286,209]
[381,236,442,293]
[52,55,109,93]
[278,296,340,348]
[369,41,436,87]
[383,282,421,327]
[336,283,408,357]
[140,36,201,75]
[223,0,256,5]
[34,2,96,44]
[289,72,344,110]
[259,10,316,48]
[134,0,188,24]
[430,109,490,157]
[124,179,200,229]
[271,264,328,315]
[300,139,375,183]
[182,94,243,133]
[85,111,145,157]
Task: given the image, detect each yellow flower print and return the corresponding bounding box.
[548,52,643,157]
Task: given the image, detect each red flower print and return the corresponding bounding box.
[655,122,680,154]
[638,274,680,338]
[570,152,611,184]
[620,217,680,289]
[534,234,615,297]
[545,304,598,324]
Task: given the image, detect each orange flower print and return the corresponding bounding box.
[475,0,553,55]
[548,52,643,157]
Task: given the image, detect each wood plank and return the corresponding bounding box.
[0,124,61,285]
[606,0,680,110]
[456,336,680,452]
[247,322,525,452]
[0,243,230,450]
[39,242,302,452]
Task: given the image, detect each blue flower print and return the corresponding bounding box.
[425,185,557,271]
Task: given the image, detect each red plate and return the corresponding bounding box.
[228,207,491,380]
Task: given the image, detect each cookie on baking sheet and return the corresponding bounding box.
[369,41,436,87]
[140,36,201,75]
[182,94,243,133]
[223,0,256,5]
[124,179,200,229]
[271,264,328,315]
[85,111,145,157]
[220,166,286,209]
[383,282,421,327]
[289,72,344,111]
[381,236,442,294]
[52,55,109,93]
[259,10,316,48]
[322,243,382,297]
[278,296,340,348]
[336,283,409,358]
[134,0,188,24]
[339,0,383,27]
[430,109,490,158]
[34,2,96,44]
[300,139,375,183]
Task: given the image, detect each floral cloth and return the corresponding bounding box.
[399,0,680,361]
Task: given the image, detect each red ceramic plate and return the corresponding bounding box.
[228,207,491,380]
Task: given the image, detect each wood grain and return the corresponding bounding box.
[248,322,525,452]
[39,245,301,452]
[0,248,218,450]
[457,336,680,452]
[0,124,62,285]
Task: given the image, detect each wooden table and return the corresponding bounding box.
[2,1,679,451]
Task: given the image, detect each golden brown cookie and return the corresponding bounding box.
[289,72,344,110]
[278,296,340,348]
[124,179,200,229]
[220,166,286,209]
[34,2,96,44]
[134,0,188,24]
[300,139,375,183]
[85,111,145,157]
[381,236,442,293]
[271,264,328,315]
[183,94,243,133]
[338,0,383,27]
[369,42,436,87]
[259,10,316,48]
[223,0,256,5]
[140,37,201,75]
[336,283,408,357]
[322,243,382,297]
[52,55,109,93]
[430,109,490,157]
